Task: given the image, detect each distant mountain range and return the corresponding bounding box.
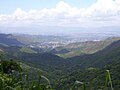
[55,40,120,89]
[56,37,120,58]
[0,33,120,89]
[0,34,120,69]
[0,34,24,46]
[68,40,120,68]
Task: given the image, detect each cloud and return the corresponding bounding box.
[0,0,120,27]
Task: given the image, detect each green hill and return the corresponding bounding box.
[57,37,120,58]
[55,61,120,90]
[0,34,24,46]
[20,47,37,53]
[67,40,120,68]
[0,36,120,90]
[54,40,120,89]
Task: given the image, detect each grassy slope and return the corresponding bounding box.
[67,40,120,69]
[58,37,120,58]
[20,47,37,54]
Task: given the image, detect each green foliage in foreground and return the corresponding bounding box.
[70,70,114,90]
[0,60,117,90]
[0,60,53,90]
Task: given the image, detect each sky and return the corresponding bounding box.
[0,0,97,14]
[0,0,120,34]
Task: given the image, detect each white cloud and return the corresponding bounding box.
[0,0,120,27]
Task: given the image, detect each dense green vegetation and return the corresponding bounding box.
[0,59,119,90]
[20,47,37,54]
[56,61,120,90]
[0,60,53,90]
[67,40,120,68]
[0,34,120,90]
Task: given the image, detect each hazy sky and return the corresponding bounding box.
[0,0,120,34]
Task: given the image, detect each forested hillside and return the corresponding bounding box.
[0,34,120,90]
[0,34,24,46]
[67,40,120,69]
[56,61,120,90]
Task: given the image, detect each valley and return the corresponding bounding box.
[0,33,120,90]
[1,0,120,89]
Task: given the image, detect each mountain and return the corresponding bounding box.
[68,40,120,69]
[0,44,37,56]
[0,34,24,46]
[49,48,70,54]
[58,37,120,58]
[0,33,120,89]
[0,45,66,84]
[55,61,120,90]
[54,40,120,90]
[9,39,120,86]
[12,34,69,44]
[15,53,65,69]
[3,51,66,83]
